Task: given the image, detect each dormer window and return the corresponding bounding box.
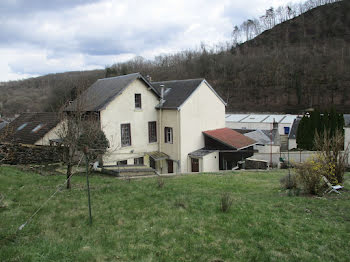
[135,94,141,109]
[17,123,28,131]
[32,124,44,133]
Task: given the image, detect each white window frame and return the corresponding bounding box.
[165,127,173,144]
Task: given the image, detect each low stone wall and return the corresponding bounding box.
[245,158,268,170]
[0,143,65,165]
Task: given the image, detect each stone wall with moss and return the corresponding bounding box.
[0,143,65,165]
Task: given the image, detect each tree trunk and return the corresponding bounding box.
[67,163,72,189]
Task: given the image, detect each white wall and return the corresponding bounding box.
[202,151,219,172]
[288,138,297,150]
[34,122,64,146]
[254,144,280,154]
[100,79,159,164]
[180,81,225,173]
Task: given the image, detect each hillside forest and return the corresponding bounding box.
[0,0,349,117]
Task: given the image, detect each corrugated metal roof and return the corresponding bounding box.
[225,114,249,122]
[244,115,270,123]
[225,114,298,124]
[203,128,256,150]
[280,115,298,124]
[262,115,286,123]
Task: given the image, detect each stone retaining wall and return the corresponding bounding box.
[0,143,65,165]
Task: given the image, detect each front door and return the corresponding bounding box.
[191,158,199,172]
[167,160,174,173]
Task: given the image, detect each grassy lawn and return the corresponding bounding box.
[0,166,349,262]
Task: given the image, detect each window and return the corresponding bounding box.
[134,157,144,165]
[31,124,44,133]
[148,121,157,143]
[164,127,173,144]
[121,123,131,146]
[17,123,28,131]
[135,94,141,109]
[117,160,127,166]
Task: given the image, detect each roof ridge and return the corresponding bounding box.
[97,72,140,81]
[151,78,204,84]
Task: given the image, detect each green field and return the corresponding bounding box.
[0,166,349,262]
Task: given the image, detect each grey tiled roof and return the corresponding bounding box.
[152,79,204,109]
[1,112,59,145]
[244,130,271,145]
[0,120,8,130]
[66,73,159,112]
[344,114,350,127]
[261,129,280,146]
[288,117,301,139]
[188,148,217,158]
[66,73,225,112]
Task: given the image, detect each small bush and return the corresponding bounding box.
[294,157,325,195]
[280,173,298,190]
[220,193,233,212]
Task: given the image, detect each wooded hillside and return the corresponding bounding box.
[0,0,349,116]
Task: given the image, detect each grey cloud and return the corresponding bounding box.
[0,0,100,17]
[0,15,184,57]
[76,25,184,56]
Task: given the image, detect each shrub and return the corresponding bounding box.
[220,193,233,212]
[314,129,348,184]
[280,172,298,190]
[294,158,325,195]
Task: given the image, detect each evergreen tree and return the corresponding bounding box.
[297,109,344,150]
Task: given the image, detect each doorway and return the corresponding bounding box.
[167,159,174,173]
[191,158,199,172]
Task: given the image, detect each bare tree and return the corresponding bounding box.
[56,79,109,189]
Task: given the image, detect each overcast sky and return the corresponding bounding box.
[0,0,302,82]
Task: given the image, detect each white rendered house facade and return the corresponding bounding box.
[68,73,255,174]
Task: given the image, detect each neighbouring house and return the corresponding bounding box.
[225,113,298,151]
[234,123,281,154]
[66,73,256,174]
[288,117,301,150]
[0,112,62,145]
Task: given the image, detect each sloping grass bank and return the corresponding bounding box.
[0,167,349,261]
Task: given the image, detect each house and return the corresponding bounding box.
[288,117,301,150]
[226,113,298,151]
[66,73,256,173]
[0,112,62,145]
[234,124,281,154]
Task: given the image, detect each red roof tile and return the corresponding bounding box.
[203,128,256,150]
